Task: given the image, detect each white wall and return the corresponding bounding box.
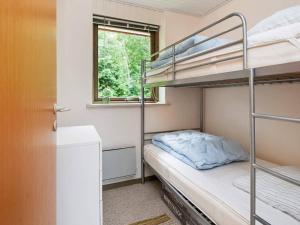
[200,0,300,166]
[58,0,300,184]
[57,0,202,183]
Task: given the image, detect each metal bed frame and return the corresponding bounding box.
[140,12,300,225]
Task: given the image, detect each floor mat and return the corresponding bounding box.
[129,214,171,225]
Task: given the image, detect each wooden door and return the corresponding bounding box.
[0,1,56,225]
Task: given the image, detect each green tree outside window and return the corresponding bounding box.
[98,29,152,99]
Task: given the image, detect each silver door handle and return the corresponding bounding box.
[54,104,71,114]
[53,120,57,131]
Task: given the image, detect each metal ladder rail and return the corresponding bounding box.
[249,69,300,225]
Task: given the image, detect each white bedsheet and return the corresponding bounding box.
[234,166,300,222]
[144,144,300,225]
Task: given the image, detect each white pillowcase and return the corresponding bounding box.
[248,22,300,47]
[248,5,300,36]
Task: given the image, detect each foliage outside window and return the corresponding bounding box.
[94,25,158,103]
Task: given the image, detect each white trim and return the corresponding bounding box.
[86,102,169,108]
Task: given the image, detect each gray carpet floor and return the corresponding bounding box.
[103,180,181,225]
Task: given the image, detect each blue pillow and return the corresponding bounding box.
[152,130,249,170]
[151,36,228,69]
[152,140,196,168]
[157,35,197,60]
[151,57,172,69]
[178,35,228,57]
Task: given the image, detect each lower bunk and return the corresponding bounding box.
[144,144,300,225]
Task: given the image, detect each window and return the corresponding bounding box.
[93,16,159,103]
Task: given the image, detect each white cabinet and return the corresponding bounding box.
[57,126,102,225]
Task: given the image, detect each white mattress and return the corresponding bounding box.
[146,23,300,84]
[144,144,300,225]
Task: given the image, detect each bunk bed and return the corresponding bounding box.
[140,10,300,225]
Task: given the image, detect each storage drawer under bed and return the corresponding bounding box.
[161,180,215,225]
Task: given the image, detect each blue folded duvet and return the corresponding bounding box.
[152,130,249,170]
[151,35,228,69]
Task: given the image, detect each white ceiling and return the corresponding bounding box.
[107,0,232,17]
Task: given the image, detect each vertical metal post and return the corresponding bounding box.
[200,88,204,132]
[141,60,145,184]
[172,45,176,80]
[239,14,248,69]
[249,68,256,225]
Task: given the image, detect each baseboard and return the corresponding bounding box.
[103,175,157,191]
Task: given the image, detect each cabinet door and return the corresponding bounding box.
[57,144,100,225]
[0,1,56,225]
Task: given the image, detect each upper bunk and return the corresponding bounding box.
[142,6,300,88]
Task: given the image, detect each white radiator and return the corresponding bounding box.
[103,146,136,181]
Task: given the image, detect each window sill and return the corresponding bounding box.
[86,102,169,108]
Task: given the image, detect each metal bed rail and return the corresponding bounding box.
[249,69,300,225]
[143,128,201,142]
[143,12,248,84]
[144,128,201,135]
